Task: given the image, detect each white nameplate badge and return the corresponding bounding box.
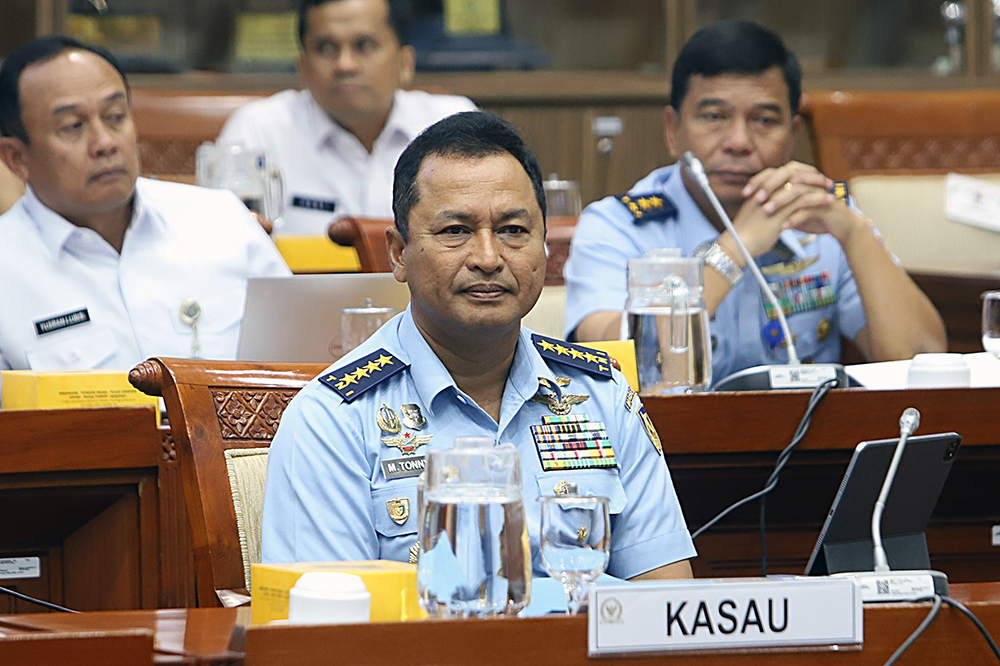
[992,525,1000,547]
[0,557,41,580]
[945,173,1000,234]
[588,577,863,656]
[769,365,839,389]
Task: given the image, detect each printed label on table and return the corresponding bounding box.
[769,365,839,389]
[588,577,862,656]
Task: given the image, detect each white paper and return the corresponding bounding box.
[847,352,1000,390]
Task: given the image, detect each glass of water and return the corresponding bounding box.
[983,291,1000,357]
[538,494,610,615]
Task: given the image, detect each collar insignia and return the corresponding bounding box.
[318,348,407,402]
[615,193,678,224]
[531,333,612,379]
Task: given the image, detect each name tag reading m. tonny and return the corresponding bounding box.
[588,577,862,656]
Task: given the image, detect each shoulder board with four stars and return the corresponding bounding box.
[615,193,678,224]
[831,181,849,205]
[318,348,408,403]
[531,333,612,379]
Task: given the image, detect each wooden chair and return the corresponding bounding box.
[129,358,326,607]
[131,89,267,181]
[328,217,395,272]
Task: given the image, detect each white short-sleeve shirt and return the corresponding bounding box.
[218,88,477,235]
[0,178,291,379]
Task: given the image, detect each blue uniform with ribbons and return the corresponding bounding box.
[262,307,696,579]
[563,163,868,384]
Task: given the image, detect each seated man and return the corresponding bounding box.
[218,0,476,235]
[0,36,290,377]
[564,20,946,383]
[262,111,696,580]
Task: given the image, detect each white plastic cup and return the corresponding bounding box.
[906,353,971,388]
[287,572,371,625]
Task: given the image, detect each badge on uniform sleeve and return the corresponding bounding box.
[532,334,612,379]
[318,348,407,402]
[637,406,663,456]
[624,387,637,413]
[387,498,410,525]
[615,193,678,224]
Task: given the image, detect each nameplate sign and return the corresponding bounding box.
[769,365,839,389]
[588,577,862,656]
[0,557,41,579]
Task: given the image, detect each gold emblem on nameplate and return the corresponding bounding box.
[531,392,590,416]
[761,255,820,276]
[577,526,588,543]
[387,497,410,525]
[400,403,426,430]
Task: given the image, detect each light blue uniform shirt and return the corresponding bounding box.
[262,307,696,579]
[563,163,867,383]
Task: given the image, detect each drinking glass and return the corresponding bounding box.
[543,176,582,217]
[538,494,610,615]
[340,301,398,354]
[983,291,1000,357]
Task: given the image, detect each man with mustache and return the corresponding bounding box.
[218,0,476,235]
[262,112,696,583]
[0,36,289,378]
[565,20,945,383]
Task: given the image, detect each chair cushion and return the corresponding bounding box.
[850,174,1000,274]
[224,447,269,593]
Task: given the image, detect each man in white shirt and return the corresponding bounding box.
[0,36,290,379]
[218,0,476,235]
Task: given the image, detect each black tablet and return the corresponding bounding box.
[805,432,961,575]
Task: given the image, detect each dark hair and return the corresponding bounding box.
[298,0,413,48]
[0,35,129,144]
[392,111,546,242]
[670,19,801,116]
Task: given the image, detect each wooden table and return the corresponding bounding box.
[644,388,1000,581]
[1,583,999,666]
[0,407,195,613]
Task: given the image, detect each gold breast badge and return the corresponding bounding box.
[378,404,432,454]
[532,392,590,416]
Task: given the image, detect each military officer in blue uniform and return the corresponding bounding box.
[262,111,696,580]
[565,20,945,382]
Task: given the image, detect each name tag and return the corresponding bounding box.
[0,557,41,579]
[588,577,862,656]
[291,195,337,212]
[381,455,426,480]
[34,308,90,336]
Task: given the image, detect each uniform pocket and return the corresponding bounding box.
[535,470,627,514]
[371,483,420,537]
[25,324,118,370]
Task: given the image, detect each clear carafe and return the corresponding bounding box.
[623,255,712,394]
[417,437,530,617]
[196,141,284,231]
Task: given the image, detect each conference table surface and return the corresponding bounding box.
[1,582,999,666]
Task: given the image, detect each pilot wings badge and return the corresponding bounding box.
[531,392,590,416]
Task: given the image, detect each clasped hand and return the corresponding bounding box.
[728,161,862,258]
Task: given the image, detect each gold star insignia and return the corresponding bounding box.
[538,339,556,352]
[554,344,571,356]
[649,196,663,207]
[569,348,584,360]
[352,366,370,380]
[376,354,394,367]
[583,352,600,364]
[364,361,381,374]
[638,198,653,210]
[339,373,359,386]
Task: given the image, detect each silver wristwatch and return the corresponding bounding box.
[695,241,744,287]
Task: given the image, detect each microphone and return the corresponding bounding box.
[871,408,921,571]
[680,152,850,391]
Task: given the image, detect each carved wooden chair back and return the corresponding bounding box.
[805,89,1000,181]
[129,358,326,607]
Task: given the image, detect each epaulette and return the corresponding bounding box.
[318,348,407,403]
[615,193,678,224]
[531,333,612,379]
[831,181,849,205]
